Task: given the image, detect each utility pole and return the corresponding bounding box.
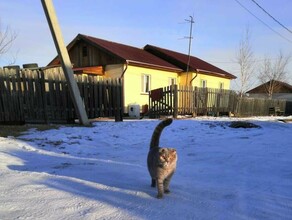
[184,16,194,85]
[41,0,90,126]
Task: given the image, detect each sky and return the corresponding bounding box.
[0,0,292,88]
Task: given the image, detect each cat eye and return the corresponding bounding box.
[160,155,167,161]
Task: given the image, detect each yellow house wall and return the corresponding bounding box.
[196,73,231,89]
[123,65,178,112]
[104,64,124,78]
[104,66,232,114]
[106,64,178,113]
[179,72,231,89]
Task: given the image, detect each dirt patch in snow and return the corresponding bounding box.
[229,121,261,129]
[0,124,60,137]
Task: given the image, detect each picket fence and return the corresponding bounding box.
[0,68,123,124]
[149,85,286,118]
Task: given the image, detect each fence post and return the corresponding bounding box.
[115,78,123,122]
[173,84,178,118]
[193,86,198,116]
[39,70,49,123]
[235,97,241,117]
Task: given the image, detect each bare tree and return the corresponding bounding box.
[0,19,17,60]
[258,51,291,98]
[235,28,255,97]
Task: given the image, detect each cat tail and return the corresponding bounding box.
[150,118,173,149]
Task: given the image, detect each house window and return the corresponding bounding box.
[219,82,224,90]
[82,46,88,57]
[142,74,151,93]
[169,77,176,86]
[201,79,207,88]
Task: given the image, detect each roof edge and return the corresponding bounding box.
[197,69,237,79]
[127,60,182,72]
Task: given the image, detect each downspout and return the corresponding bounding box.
[120,60,129,79]
[189,70,198,85]
[189,70,198,117]
[119,60,128,120]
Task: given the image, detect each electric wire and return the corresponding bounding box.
[207,57,282,64]
[250,0,292,35]
[234,0,292,44]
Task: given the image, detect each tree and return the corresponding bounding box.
[258,51,291,98]
[0,19,17,62]
[235,28,255,97]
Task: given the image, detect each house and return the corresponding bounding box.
[247,80,292,101]
[47,34,236,114]
[47,34,183,113]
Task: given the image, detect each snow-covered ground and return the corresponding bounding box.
[1,117,292,220]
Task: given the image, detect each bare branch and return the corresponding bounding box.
[235,27,255,97]
[7,49,19,65]
[0,19,17,56]
[258,51,291,98]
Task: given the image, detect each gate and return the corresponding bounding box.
[148,85,177,118]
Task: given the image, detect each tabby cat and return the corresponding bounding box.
[147,118,177,199]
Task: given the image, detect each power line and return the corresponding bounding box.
[250,0,292,35]
[206,57,285,65]
[234,0,292,44]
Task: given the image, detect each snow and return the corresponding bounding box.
[1,116,292,220]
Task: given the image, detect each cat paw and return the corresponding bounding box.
[156,194,163,199]
[164,189,170,194]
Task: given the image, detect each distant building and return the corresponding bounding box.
[247,80,292,101]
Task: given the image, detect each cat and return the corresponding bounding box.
[147,118,177,199]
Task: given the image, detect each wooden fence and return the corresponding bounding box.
[149,85,287,118]
[0,68,123,124]
[235,97,286,117]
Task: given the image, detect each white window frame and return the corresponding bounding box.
[141,74,151,94]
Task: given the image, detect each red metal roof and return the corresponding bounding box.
[48,34,236,80]
[79,34,182,72]
[144,45,236,79]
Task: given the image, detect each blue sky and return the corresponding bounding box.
[0,0,292,87]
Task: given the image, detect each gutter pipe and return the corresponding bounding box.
[120,60,129,78]
[189,69,198,85]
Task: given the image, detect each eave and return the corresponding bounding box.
[127,60,182,73]
[196,69,236,79]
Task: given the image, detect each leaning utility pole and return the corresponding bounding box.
[185,16,194,85]
[41,0,89,125]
